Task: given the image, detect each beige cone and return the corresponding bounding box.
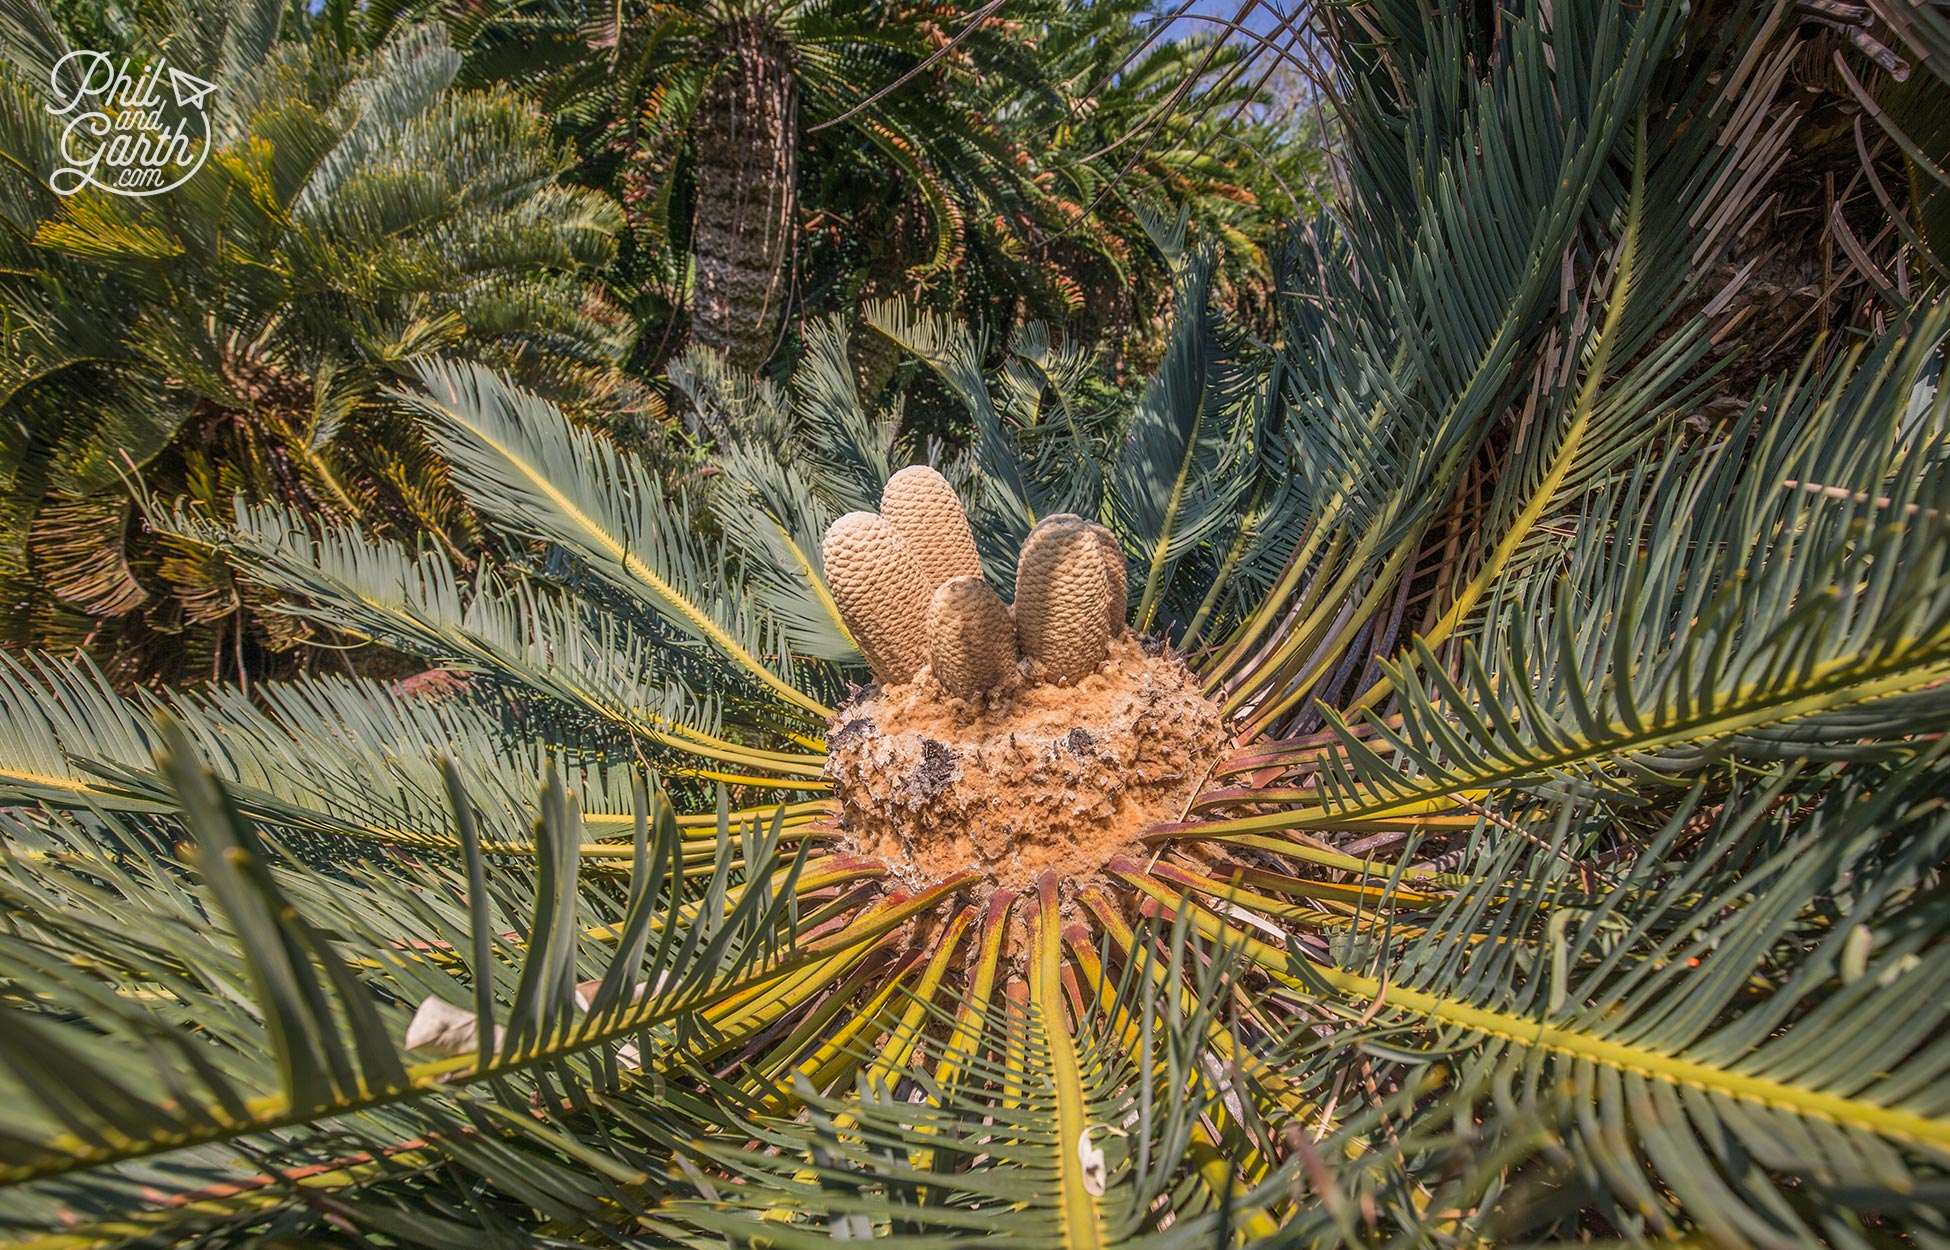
[880,465,983,591]
[822,511,932,684]
[928,576,1018,700]
[1083,522,1127,635]
[1014,517,1112,682]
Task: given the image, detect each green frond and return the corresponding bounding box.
[0,0,639,667]
[0,717,973,1246]
[2,0,1945,1245]
[668,344,796,452]
[395,359,830,720]
[1206,0,1699,712]
[666,881,1290,1249]
[1185,314,1950,843]
[998,319,1116,523]
[1131,753,1950,1242]
[864,297,1042,582]
[151,497,826,783]
[785,319,910,513]
[672,324,914,667]
[1109,251,1258,633]
[0,731,811,1219]
[864,298,1142,594]
[0,652,829,853]
[704,439,859,665]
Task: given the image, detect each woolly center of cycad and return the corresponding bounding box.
[823,634,1226,896]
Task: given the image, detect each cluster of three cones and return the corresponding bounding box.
[822,467,1128,699]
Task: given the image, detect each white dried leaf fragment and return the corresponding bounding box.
[573,977,654,1012]
[1077,1126,1109,1197]
[404,996,505,1056]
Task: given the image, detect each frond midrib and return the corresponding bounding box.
[0,880,962,1189]
[1202,638,1950,836]
[420,392,832,720]
[1131,878,1950,1151]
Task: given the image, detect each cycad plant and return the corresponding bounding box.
[999,0,1324,350]
[375,0,1058,373]
[0,0,636,682]
[2,1,1949,1246]
[382,0,1320,391]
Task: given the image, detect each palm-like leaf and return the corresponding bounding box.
[396,359,828,719]
[0,0,638,679]
[1127,752,1950,1244]
[150,497,826,784]
[0,730,909,1238]
[1110,250,1258,632]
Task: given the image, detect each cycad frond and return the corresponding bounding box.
[1111,251,1259,633]
[864,298,1044,581]
[0,721,967,1245]
[1129,755,1950,1242]
[4,0,1947,1245]
[0,1,638,676]
[0,733,796,1199]
[670,881,1285,1248]
[0,652,832,852]
[672,322,910,666]
[396,359,828,719]
[1187,316,1950,841]
[151,497,824,784]
[1204,0,1786,730]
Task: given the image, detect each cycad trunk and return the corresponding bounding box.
[690,26,798,372]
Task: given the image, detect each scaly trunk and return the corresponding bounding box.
[690,25,798,372]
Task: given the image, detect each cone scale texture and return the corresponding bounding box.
[880,466,983,591]
[1014,517,1112,683]
[928,576,1018,700]
[822,511,932,684]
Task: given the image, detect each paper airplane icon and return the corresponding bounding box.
[166,67,216,110]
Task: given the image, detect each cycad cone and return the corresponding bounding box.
[928,577,1016,700]
[1014,517,1113,682]
[819,472,1225,898]
[821,512,930,684]
[881,466,984,589]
